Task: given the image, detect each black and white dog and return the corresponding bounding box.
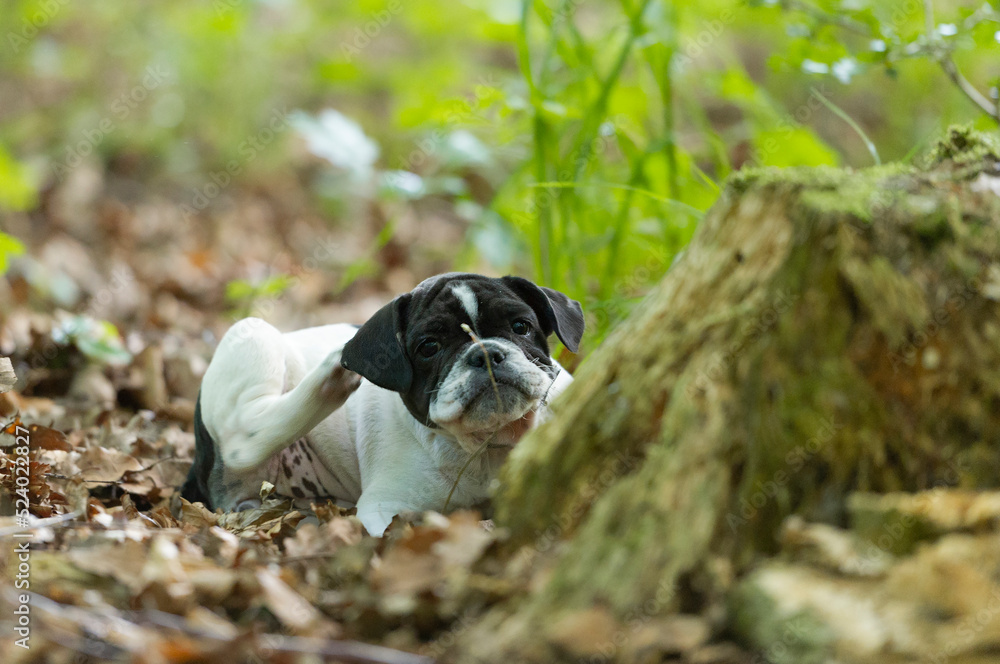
[181,273,584,535]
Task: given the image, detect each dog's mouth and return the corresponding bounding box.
[428,359,553,451]
[435,382,542,450]
[468,377,532,404]
[484,410,536,449]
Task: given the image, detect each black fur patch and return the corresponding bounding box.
[180,391,215,509]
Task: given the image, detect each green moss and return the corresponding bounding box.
[924,125,1000,168]
[840,256,929,346]
[728,574,835,664]
[847,494,940,556]
[725,165,849,195]
[480,125,1000,663]
[728,162,915,223]
[728,127,997,205]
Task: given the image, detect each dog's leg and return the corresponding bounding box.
[356,492,422,536]
[201,318,362,472]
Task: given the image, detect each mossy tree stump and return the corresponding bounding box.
[449,129,1000,663]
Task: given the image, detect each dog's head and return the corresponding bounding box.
[341,273,584,452]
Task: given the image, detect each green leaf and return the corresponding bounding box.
[755,127,840,168]
[0,233,25,275]
[225,279,257,303]
[60,316,133,366]
[0,146,37,212]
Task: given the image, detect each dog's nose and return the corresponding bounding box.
[468,346,506,368]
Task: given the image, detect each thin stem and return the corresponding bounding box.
[533,116,553,284]
[519,0,554,284]
[569,0,653,183]
[923,0,935,38]
[602,151,652,299]
[811,88,881,165]
[652,4,680,246]
[781,0,872,36]
[938,56,1000,122]
[444,324,504,511]
[528,180,704,213]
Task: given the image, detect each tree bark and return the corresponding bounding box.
[448,128,1000,663]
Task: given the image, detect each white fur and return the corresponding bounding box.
[199,318,571,536]
[451,283,478,324]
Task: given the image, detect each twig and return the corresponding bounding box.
[922,0,999,123]
[265,634,434,664]
[781,0,873,36]
[0,510,81,537]
[444,325,505,511]
[45,455,177,485]
[460,324,503,409]
[444,438,493,513]
[938,56,1000,122]
[783,0,998,123]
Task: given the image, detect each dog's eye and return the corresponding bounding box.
[417,339,440,358]
[511,319,531,336]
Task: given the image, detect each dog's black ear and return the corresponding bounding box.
[341,294,413,393]
[501,276,585,352]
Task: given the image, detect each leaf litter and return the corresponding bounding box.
[0,177,511,664]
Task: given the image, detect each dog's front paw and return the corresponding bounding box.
[356,498,412,537]
[358,508,394,537]
[319,350,363,404]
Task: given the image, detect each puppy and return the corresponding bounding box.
[181,273,584,535]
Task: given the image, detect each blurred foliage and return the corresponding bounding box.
[0,0,997,343]
[52,315,133,366]
[0,232,25,275]
[225,274,295,319]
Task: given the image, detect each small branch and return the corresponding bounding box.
[444,325,505,511]
[938,56,1000,122]
[460,324,503,409]
[46,455,177,485]
[0,510,81,537]
[266,634,434,664]
[922,0,999,123]
[781,0,872,36]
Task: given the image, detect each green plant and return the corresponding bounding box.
[225,274,294,319]
[3,0,996,350]
[757,0,999,124]
[0,232,24,275]
[490,0,717,342]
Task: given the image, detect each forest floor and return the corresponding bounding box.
[0,166,557,664]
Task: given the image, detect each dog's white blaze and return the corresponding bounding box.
[451,283,478,324]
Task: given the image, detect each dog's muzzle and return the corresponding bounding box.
[428,338,553,448]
